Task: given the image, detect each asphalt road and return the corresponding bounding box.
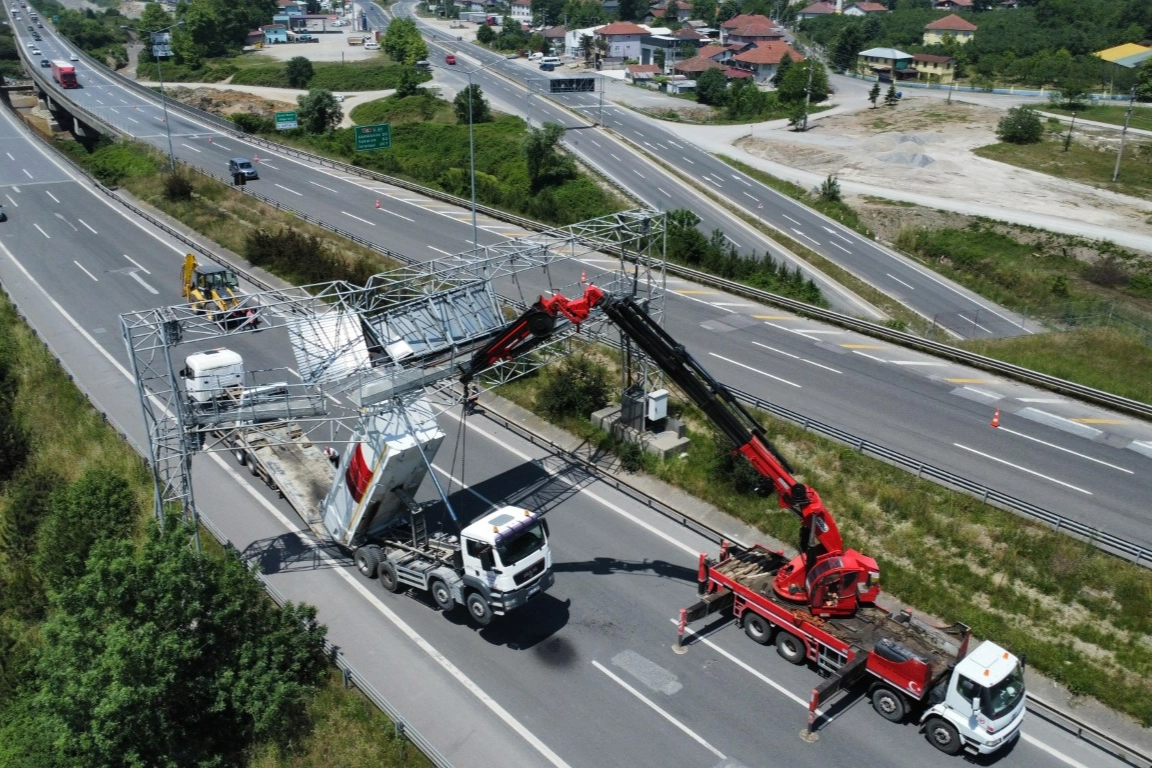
[11,13,1152,551]
[0,86,1144,768]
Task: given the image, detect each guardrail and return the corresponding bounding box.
[1026,694,1152,768]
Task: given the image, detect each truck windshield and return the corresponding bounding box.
[981,664,1025,720]
[496,522,546,567]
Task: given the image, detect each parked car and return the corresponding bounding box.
[364,41,380,50]
[539,62,554,71]
[333,94,345,102]
[528,52,543,61]
[444,54,456,64]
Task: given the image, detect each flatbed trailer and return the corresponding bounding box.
[685,542,1026,755]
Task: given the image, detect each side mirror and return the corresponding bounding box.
[971,697,981,716]
[541,519,550,538]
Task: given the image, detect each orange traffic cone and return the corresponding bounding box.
[375,198,381,209]
[208,136,212,143]
[581,269,586,284]
[253,152,259,162]
[990,408,1000,428]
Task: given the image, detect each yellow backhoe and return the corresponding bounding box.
[181,254,258,328]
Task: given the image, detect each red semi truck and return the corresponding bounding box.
[50,60,77,88]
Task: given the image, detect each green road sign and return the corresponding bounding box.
[355,122,392,152]
[275,111,298,130]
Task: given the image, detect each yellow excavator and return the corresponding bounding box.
[181,254,258,328]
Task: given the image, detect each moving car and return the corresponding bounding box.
[38,58,48,67]
[444,54,456,64]
[228,157,258,180]
[69,52,79,61]
[30,46,40,55]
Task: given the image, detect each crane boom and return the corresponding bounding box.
[463,285,880,615]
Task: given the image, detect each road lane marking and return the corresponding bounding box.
[259,162,279,170]
[380,207,415,222]
[946,378,988,384]
[33,223,49,238]
[128,271,158,294]
[1017,397,1063,403]
[592,660,725,760]
[214,142,233,151]
[724,235,741,248]
[123,254,150,274]
[309,180,337,193]
[886,273,914,290]
[681,156,694,164]
[709,353,801,388]
[0,240,575,768]
[954,444,1092,494]
[1072,418,1124,424]
[127,117,139,124]
[78,218,97,234]
[831,242,851,253]
[341,210,375,225]
[791,228,820,245]
[611,153,622,162]
[1020,734,1091,768]
[4,152,11,161]
[181,142,201,152]
[633,169,645,178]
[783,214,799,225]
[428,245,452,256]
[743,192,758,201]
[45,190,59,203]
[995,427,1131,473]
[73,260,97,281]
[275,183,303,196]
[842,344,883,349]
[657,187,670,197]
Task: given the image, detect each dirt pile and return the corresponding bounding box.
[165,87,294,119]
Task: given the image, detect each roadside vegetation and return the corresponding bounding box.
[0,295,431,767]
[494,348,1152,727]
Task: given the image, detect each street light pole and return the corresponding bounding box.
[1112,87,1136,183]
[467,70,477,249]
[156,50,176,173]
[126,22,181,173]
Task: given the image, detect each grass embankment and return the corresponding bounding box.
[975,123,1152,201]
[0,297,430,766]
[497,355,1152,726]
[1043,104,1152,132]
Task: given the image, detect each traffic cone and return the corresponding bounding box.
[375,198,381,209]
[208,136,212,143]
[581,269,586,284]
[990,408,1000,428]
[253,152,259,162]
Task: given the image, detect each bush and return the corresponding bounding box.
[537,355,611,420]
[163,172,194,201]
[245,227,381,285]
[996,106,1043,144]
[82,140,162,188]
[230,112,274,134]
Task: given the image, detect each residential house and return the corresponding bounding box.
[730,40,804,84]
[543,24,566,54]
[725,18,785,46]
[933,0,972,10]
[923,14,977,44]
[796,1,836,21]
[639,31,705,68]
[843,2,887,15]
[912,52,956,83]
[510,0,531,23]
[673,54,724,77]
[596,21,650,61]
[263,24,289,44]
[856,46,917,80]
[626,63,662,83]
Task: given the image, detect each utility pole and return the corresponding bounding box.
[1063,110,1076,152]
[801,59,815,132]
[1112,87,1136,183]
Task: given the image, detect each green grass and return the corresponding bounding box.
[974,134,1152,200]
[495,355,1152,726]
[228,60,424,91]
[1043,104,1152,132]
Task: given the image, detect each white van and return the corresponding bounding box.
[539,56,562,66]
[364,40,380,50]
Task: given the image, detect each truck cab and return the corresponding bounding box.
[182,348,245,403]
[924,641,1026,755]
[459,507,554,617]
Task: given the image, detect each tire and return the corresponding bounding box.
[925,717,963,756]
[871,686,907,723]
[233,448,246,466]
[354,546,380,579]
[378,561,401,593]
[430,578,455,612]
[775,631,806,665]
[743,613,774,645]
[465,592,494,626]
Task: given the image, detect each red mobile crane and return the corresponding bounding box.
[463,284,877,616]
[463,286,1026,756]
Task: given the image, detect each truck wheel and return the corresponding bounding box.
[465,592,493,626]
[233,448,246,466]
[378,561,401,593]
[354,546,380,579]
[871,686,907,723]
[743,613,774,645]
[925,717,963,755]
[775,631,806,665]
[430,579,455,612]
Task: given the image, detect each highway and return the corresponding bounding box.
[0,48,1147,768]
[382,0,1041,340]
[10,10,1152,552]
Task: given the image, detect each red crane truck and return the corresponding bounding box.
[464,284,1026,757]
[50,60,77,89]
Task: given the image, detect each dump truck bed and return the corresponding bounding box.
[240,425,335,541]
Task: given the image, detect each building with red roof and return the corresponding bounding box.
[731,41,805,83]
[596,21,650,60]
[923,14,977,44]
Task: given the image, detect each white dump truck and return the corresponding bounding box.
[181,348,555,625]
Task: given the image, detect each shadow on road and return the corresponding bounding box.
[554,556,698,583]
[240,530,347,574]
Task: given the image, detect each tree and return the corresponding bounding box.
[727,77,770,119]
[1137,60,1152,103]
[538,355,610,419]
[772,53,792,87]
[717,0,741,22]
[830,24,863,72]
[454,83,492,124]
[530,0,564,25]
[0,521,327,767]
[383,17,427,63]
[777,60,830,104]
[580,33,595,64]
[695,68,730,106]
[654,48,666,70]
[787,101,808,130]
[136,2,172,37]
[476,22,496,44]
[285,56,314,88]
[692,0,716,25]
[297,89,342,133]
[996,106,1043,144]
[618,0,642,21]
[819,175,841,202]
[868,81,881,108]
[523,122,575,190]
[396,65,422,98]
[884,84,899,106]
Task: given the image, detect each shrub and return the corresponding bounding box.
[230,113,274,134]
[286,56,314,88]
[538,355,611,420]
[996,106,1043,144]
[163,172,194,202]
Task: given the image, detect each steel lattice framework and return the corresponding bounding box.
[121,209,666,524]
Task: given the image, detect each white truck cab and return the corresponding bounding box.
[922,641,1026,755]
[182,348,245,402]
[458,506,553,615]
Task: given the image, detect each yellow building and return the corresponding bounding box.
[923,14,977,45]
[913,53,956,84]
